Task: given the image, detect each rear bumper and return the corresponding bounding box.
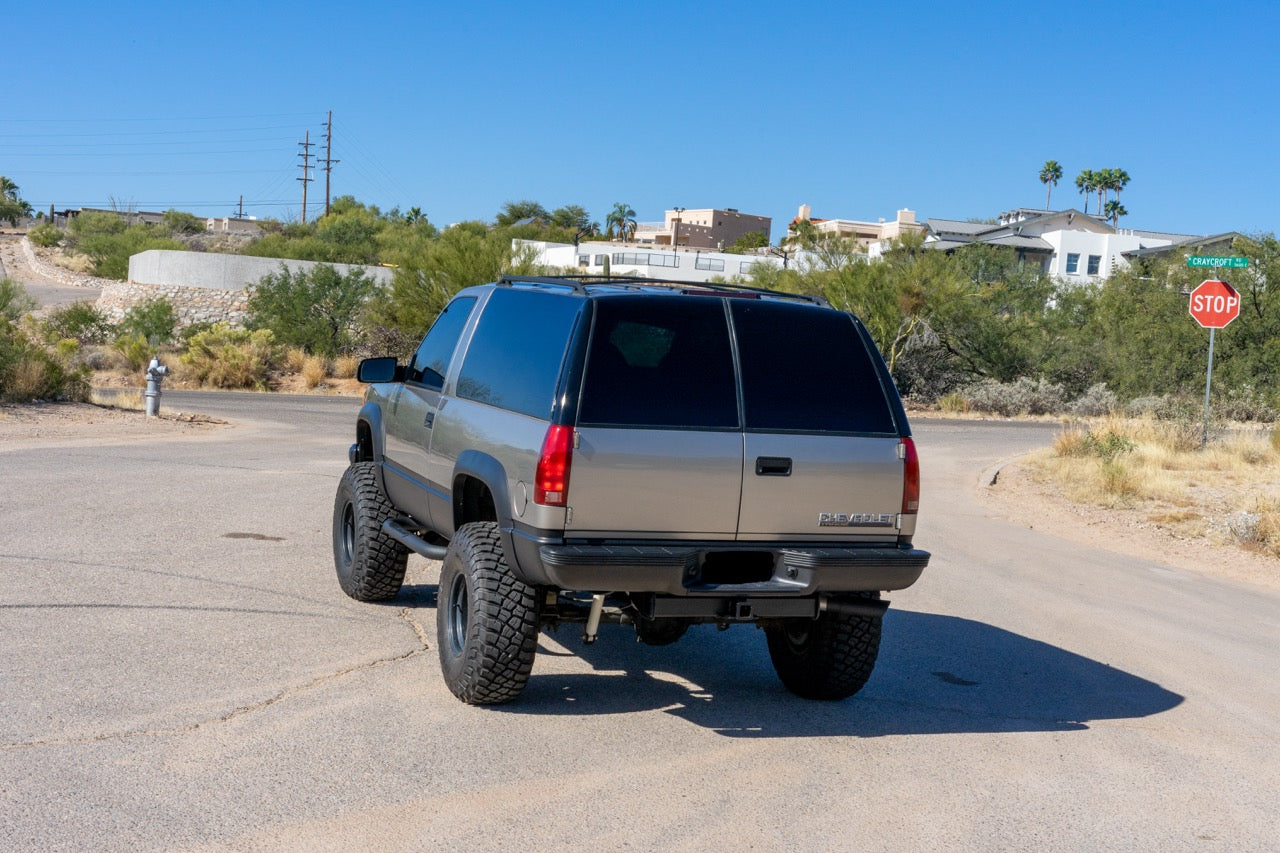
[511,531,929,595]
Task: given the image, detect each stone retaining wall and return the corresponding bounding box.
[96,280,250,326]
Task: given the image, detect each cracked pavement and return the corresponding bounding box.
[2,396,1278,851]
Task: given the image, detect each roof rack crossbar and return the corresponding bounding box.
[496,274,828,306]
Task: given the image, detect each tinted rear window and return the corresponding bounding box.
[579,296,738,429]
[731,300,897,433]
[456,288,580,418]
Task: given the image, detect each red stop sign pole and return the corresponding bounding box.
[1188,278,1241,448]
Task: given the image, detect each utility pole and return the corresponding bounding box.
[234,195,245,218]
[319,110,339,217]
[297,130,314,224]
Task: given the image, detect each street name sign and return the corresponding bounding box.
[1187,255,1249,268]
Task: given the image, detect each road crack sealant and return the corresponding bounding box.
[2,612,431,752]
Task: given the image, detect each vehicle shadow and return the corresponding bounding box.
[497,609,1185,738]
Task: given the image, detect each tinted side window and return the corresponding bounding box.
[456,288,580,418]
[579,297,737,429]
[731,300,896,433]
[407,296,477,389]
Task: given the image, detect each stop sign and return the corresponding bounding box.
[1189,279,1240,328]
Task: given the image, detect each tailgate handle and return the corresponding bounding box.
[755,456,792,476]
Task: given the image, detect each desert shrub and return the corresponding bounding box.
[112,333,153,371]
[960,377,1066,417]
[0,281,91,402]
[178,321,217,343]
[349,323,419,362]
[1214,384,1276,423]
[1068,383,1118,417]
[119,298,177,346]
[937,392,969,414]
[1100,459,1139,498]
[301,355,329,389]
[41,301,115,344]
[247,264,377,358]
[333,355,359,379]
[1054,426,1134,461]
[282,346,309,373]
[28,222,63,248]
[180,323,278,389]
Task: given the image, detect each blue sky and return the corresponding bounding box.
[3,1,1278,239]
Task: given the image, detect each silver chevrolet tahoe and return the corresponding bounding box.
[333,275,928,705]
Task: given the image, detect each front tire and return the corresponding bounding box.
[765,595,882,700]
[332,462,408,601]
[437,522,539,705]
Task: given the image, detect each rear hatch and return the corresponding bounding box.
[564,294,907,542]
[730,300,904,541]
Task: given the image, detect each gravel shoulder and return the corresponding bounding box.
[0,401,227,447]
[981,452,1280,591]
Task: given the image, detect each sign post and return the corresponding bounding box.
[1187,278,1241,448]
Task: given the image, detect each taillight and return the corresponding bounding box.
[535,425,574,506]
[900,437,920,514]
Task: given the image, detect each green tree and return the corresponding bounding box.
[247,264,379,357]
[119,297,178,346]
[162,209,205,235]
[1039,160,1063,209]
[1075,169,1095,213]
[550,205,592,231]
[1104,199,1127,228]
[495,200,550,227]
[0,177,33,226]
[723,231,769,254]
[605,203,637,241]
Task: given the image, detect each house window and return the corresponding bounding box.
[594,254,607,265]
[578,255,590,267]
[1065,253,1080,274]
[1087,255,1101,275]
[695,257,725,271]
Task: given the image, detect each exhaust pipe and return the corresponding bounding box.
[820,597,889,619]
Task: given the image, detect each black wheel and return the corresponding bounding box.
[437,522,539,705]
[332,462,408,601]
[765,595,883,700]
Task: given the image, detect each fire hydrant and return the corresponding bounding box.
[144,357,170,417]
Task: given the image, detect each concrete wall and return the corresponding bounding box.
[127,250,393,292]
[107,249,395,327]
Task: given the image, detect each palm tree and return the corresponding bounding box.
[1104,199,1127,228]
[1075,169,1094,213]
[1095,167,1112,214]
[1039,160,1063,209]
[1111,168,1130,202]
[402,206,426,225]
[606,202,636,242]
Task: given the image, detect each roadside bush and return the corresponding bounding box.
[40,301,115,344]
[28,222,63,248]
[960,377,1066,417]
[1067,383,1118,417]
[301,355,329,389]
[937,392,968,414]
[112,333,153,371]
[180,323,278,389]
[1213,384,1276,423]
[247,264,378,358]
[119,297,177,346]
[333,355,359,379]
[0,280,90,402]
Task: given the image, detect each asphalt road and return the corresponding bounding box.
[2,396,1277,851]
[0,233,102,310]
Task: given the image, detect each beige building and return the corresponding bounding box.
[788,205,924,250]
[635,208,772,250]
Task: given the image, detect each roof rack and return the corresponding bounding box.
[495,274,829,306]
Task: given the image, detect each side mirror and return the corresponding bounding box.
[356,356,401,383]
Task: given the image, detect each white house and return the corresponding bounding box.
[924,208,1204,283]
[516,239,791,284]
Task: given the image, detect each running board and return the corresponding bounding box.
[381,518,449,560]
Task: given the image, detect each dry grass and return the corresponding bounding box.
[1031,415,1280,556]
[301,356,329,389]
[282,347,309,374]
[333,355,359,379]
[91,388,145,411]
